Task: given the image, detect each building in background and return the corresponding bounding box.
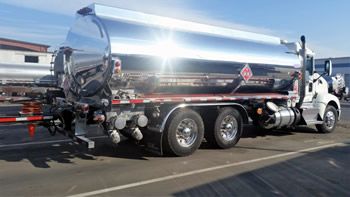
[315,57,350,101]
[0,37,49,52]
[0,37,52,65]
[0,37,52,85]
[316,57,350,74]
[316,57,350,100]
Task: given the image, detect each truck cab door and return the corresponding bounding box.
[303,55,315,103]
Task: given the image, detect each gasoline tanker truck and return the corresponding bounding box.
[0,4,341,156]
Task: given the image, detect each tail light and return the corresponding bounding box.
[21,101,42,115]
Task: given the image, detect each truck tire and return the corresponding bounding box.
[206,107,242,149]
[163,108,204,156]
[316,105,338,133]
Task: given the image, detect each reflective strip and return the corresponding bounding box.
[111,94,294,105]
[26,116,43,121]
[130,99,144,104]
[0,117,16,123]
[143,99,151,103]
[16,117,31,121]
[0,116,53,123]
[163,99,172,102]
[112,100,121,104]
[43,116,54,120]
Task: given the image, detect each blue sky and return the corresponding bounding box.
[0,0,349,58]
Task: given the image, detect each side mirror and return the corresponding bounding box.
[324,59,332,76]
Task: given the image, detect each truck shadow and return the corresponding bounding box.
[200,125,319,150]
[242,125,318,138]
[0,125,327,168]
[174,143,350,196]
[0,137,158,168]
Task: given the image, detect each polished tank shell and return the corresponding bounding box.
[62,4,301,99]
[0,63,54,86]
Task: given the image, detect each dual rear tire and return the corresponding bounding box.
[205,107,243,149]
[163,108,204,156]
[163,107,243,156]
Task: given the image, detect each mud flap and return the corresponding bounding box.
[141,127,163,155]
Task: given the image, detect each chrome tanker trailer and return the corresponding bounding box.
[0,62,55,97]
[59,4,300,102]
[0,4,341,156]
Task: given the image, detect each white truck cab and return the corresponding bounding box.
[299,40,341,133]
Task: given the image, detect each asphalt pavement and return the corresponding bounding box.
[0,107,349,196]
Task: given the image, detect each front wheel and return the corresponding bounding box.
[316,105,338,133]
[163,108,204,156]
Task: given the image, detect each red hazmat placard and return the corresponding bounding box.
[240,64,253,82]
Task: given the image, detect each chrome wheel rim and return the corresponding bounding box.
[325,111,335,129]
[176,118,198,147]
[220,115,238,141]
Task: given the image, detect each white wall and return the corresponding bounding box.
[0,49,52,65]
[316,57,350,75]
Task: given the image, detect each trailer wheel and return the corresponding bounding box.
[163,108,204,156]
[316,105,338,133]
[207,107,242,149]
